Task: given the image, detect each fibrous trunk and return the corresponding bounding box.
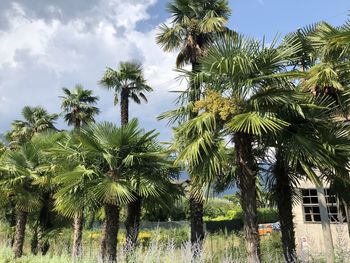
[188,61,204,255]
[120,89,129,126]
[189,191,204,255]
[72,213,84,259]
[125,196,142,250]
[101,204,120,263]
[234,133,260,263]
[13,210,28,258]
[274,152,297,263]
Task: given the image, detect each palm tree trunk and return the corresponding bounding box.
[37,225,50,255]
[71,122,84,259]
[13,210,28,258]
[274,152,296,263]
[188,61,205,253]
[234,133,260,263]
[189,191,204,254]
[37,196,51,255]
[30,224,38,255]
[101,204,120,263]
[72,213,84,259]
[125,196,142,250]
[8,203,16,247]
[120,89,129,126]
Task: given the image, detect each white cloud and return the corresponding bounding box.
[0,0,180,140]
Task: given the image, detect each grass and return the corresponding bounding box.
[0,226,285,263]
[1,223,347,263]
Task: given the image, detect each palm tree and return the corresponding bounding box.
[184,34,300,262]
[59,84,99,258]
[71,119,163,262]
[6,106,58,147]
[156,0,231,249]
[0,139,56,258]
[99,61,153,126]
[125,144,178,250]
[60,84,100,129]
[302,22,350,114]
[261,92,350,262]
[99,61,154,249]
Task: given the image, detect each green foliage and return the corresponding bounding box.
[157,0,231,67]
[203,198,232,219]
[60,84,100,128]
[99,61,153,106]
[5,106,58,147]
[204,206,278,224]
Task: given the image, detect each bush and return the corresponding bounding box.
[142,198,188,221]
[205,206,278,233]
[257,208,279,223]
[203,198,233,219]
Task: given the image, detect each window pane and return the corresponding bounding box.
[305,215,312,222]
[328,196,336,204]
[304,207,311,213]
[329,206,338,214]
[310,189,317,196]
[311,197,318,204]
[329,215,338,222]
[303,198,310,204]
[313,215,321,222]
[302,189,309,196]
[313,207,320,213]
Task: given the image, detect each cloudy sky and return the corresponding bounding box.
[0,0,349,141]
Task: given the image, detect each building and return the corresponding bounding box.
[293,179,350,261]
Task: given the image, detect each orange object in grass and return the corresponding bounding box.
[258,223,273,236]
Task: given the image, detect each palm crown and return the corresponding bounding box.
[6,106,58,146]
[157,0,231,68]
[60,84,100,128]
[99,62,153,125]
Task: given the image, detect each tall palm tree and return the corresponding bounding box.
[71,119,163,262]
[99,61,153,126]
[185,34,300,263]
[6,106,58,147]
[99,61,153,249]
[59,84,99,258]
[263,93,350,262]
[60,84,100,129]
[156,0,231,249]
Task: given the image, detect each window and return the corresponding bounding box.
[302,188,347,223]
[302,189,321,222]
[324,189,347,223]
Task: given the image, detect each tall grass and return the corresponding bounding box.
[0,227,284,263]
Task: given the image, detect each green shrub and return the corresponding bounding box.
[203,198,233,219]
[257,208,279,223]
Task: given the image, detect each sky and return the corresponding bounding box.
[0,0,349,142]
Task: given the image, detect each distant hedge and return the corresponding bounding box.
[205,208,279,233]
[205,219,243,233]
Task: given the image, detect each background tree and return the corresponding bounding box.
[60,84,100,129]
[6,106,58,147]
[59,84,100,258]
[99,61,154,251]
[156,0,231,250]
[0,138,57,258]
[99,61,153,126]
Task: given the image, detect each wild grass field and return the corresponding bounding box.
[0,225,286,263]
